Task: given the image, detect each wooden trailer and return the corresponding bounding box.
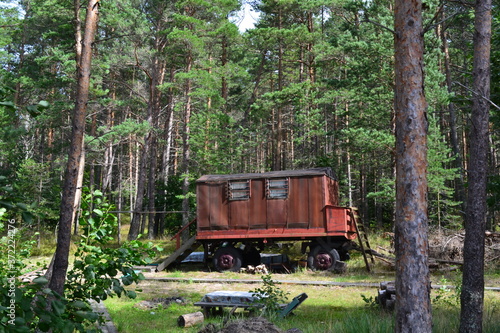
[157,168,372,272]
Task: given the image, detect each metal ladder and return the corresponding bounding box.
[350,207,375,272]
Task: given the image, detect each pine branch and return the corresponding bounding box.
[454,81,500,111]
[362,16,396,36]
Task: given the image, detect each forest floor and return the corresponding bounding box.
[147,228,500,286]
[124,229,499,333]
[24,228,500,333]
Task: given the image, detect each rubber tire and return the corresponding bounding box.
[307,245,340,271]
[243,247,261,266]
[339,251,351,261]
[213,247,243,272]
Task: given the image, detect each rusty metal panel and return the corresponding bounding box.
[198,182,229,230]
[267,191,287,228]
[196,184,210,230]
[248,179,267,229]
[196,228,333,240]
[326,206,348,233]
[324,177,339,206]
[196,168,341,235]
[308,176,324,228]
[287,177,310,228]
[229,196,249,229]
[211,183,229,229]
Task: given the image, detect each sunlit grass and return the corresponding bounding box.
[104,280,500,333]
[22,225,500,332]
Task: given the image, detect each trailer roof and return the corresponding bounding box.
[196,167,336,183]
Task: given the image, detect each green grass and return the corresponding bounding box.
[23,227,500,332]
[104,292,219,333]
[104,279,500,333]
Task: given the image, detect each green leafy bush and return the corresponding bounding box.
[0,189,160,332]
[249,274,289,318]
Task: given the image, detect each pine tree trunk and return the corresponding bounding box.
[146,62,164,240]
[181,46,193,242]
[128,139,148,240]
[117,151,122,244]
[147,135,157,239]
[393,0,432,331]
[49,0,99,296]
[71,146,85,236]
[459,0,491,331]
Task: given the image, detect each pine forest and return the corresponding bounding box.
[1,0,499,240]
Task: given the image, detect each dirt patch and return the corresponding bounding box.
[197,317,301,333]
[133,296,187,310]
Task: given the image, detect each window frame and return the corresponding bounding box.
[266,177,289,199]
[227,180,251,201]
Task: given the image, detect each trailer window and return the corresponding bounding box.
[228,180,251,200]
[267,178,289,199]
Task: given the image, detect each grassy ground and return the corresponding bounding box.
[104,236,500,333]
[29,227,500,332]
[103,277,500,333]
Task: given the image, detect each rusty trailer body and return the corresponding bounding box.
[196,168,356,241]
[192,168,359,272]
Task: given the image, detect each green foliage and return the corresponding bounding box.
[0,176,35,226]
[1,274,102,333]
[427,116,462,227]
[0,215,97,332]
[66,189,159,302]
[432,276,462,307]
[360,294,378,308]
[86,119,152,149]
[249,274,289,318]
[15,159,61,227]
[0,219,36,279]
[155,176,185,235]
[0,190,159,332]
[0,0,483,236]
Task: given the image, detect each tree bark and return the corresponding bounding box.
[49,0,99,296]
[128,136,148,240]
[177,312,204,328]
[459,0,491,331]
[393,0,432,331]
[71,146,85,236]
[181,48,193,242]
[147,52,165,240]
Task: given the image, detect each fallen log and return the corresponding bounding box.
[177,311,204,327]
[374,256,395,266]
[431,258,463,265]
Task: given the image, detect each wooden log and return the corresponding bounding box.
[377,281,396,310]
[431,258,464,265]
[380,281,395,293]
[177,311,204,327]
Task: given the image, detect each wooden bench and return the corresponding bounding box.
[194,291,308,318]
[193,301,263,317]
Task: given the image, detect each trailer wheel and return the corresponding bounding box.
[307,245,340,271]
[243,247,261,266]
[213,247,243,272]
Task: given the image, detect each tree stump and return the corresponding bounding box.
[376,281,396,310]
[177,311,204,327]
